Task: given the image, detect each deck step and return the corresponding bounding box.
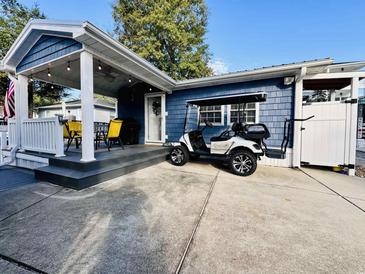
[48,146,170,171]
[35,150,169,190]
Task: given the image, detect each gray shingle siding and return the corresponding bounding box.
[16,35,82,73]
[166,78,294,147]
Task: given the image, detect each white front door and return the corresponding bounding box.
[145,93,166,143]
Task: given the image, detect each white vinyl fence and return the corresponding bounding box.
[301,101,349,167]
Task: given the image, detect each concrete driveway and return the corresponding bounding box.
[0,162,364,273]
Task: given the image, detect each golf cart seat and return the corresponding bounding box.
[210,122,243,142]
[210,135,232,142]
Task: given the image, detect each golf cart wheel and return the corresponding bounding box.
[170,146,189,166]
[229,150,257,176]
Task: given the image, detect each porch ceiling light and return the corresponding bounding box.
[98,60,102,71]
[51,83,54,89]
[67,61,71,71]
[128,76,132,83]
[29,75,33,82]
[47,69,51,77]
[149,87,152,91]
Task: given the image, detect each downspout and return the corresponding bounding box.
[292,67,307,168]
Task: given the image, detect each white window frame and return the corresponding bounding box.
[227,102,260,125]
[198,105,225,126]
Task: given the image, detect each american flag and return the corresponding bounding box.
[4,80,15,120]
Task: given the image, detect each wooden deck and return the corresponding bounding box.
[34,145,170,190]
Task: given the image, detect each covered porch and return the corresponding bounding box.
[1,20,175,164]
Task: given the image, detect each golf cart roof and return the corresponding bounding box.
[186,92,267,106]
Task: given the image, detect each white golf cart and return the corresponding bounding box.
[167,92,313,176]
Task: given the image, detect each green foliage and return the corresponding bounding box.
[29,81,67,109]
[0,0,67,109]
[112,0,212,80]
[307,90,329,102]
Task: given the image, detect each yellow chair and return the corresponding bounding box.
[64,121,82,152]
[105,119,124,151]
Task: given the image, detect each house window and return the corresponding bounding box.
[199,105,223,125]
[229,103,257,123]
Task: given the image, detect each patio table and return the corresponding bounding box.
[94,122,109,149]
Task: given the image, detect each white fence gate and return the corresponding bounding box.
[301,101,350,167]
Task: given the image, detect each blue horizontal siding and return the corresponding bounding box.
[166,78,294,148]
[16,35,82,73]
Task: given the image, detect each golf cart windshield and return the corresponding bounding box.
[186,92,267,106]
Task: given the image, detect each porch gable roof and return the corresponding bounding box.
[1,19,365,93]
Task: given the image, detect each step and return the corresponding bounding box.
[48,146,170,171]
[265,148,286,159]
[35,154,168,190]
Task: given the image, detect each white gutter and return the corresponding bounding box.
[174,59,333,90]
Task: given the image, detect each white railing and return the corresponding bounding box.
[7,118,16,148]
[0,125,7,164]
[21,117,65,157]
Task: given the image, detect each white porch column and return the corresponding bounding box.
[12,74,28,149]
[292,71,305,168]
[80,51,95,162]
[348,77,359,176]
[115,99,118,118]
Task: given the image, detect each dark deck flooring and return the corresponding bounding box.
[24,144,166,162]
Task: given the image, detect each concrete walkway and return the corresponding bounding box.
[0,162,364,273]
[0,166,37,192]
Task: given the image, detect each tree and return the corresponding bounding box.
[112,0,212,80]
[0,0,67,111]
[308,90,329,102]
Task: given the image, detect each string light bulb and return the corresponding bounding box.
[128,77,132,83]
[67,61,71,71]
[47,69,51,77]
[51,83,54,89]
[29,75,34,82]
[149,87,152,91]
[98,60,102,71]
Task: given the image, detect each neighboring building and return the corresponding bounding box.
[35,98,116,123]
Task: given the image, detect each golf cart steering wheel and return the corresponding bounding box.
[204,119,213,128]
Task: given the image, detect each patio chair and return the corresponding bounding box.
[105,119,124,151]
[64,121,82,152]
